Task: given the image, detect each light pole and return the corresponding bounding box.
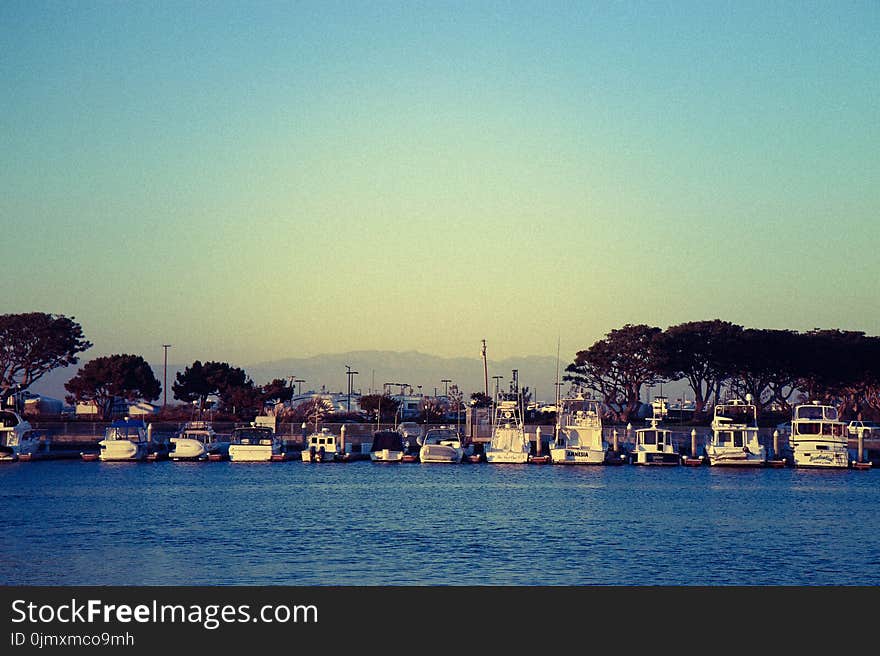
[492,375,503,402]
[295,379,305,396]
[345,365,358,413]
[162,344,172,408]
[441,379,451,397]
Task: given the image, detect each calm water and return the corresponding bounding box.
[2,460,878,585]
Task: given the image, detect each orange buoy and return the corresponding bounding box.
[682,457,703,467]
[852,461,873,470]
[765,460,786,468]
[81,452,99,461]
[529,455,551,464]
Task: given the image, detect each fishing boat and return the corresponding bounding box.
[0,410,41,462]
[98,417,149,462]
[629,417,680,465]
[168,420,222,461]
[369,430,405,462]
[485,398,530,464]
[786,402,850,469]
[419,427,464,463]
[301,427,340,462]
[227,424,282,462]
[704,397,767,466]
[549,396,610,465]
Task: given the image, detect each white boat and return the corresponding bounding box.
[301,427,340,462]
[549,396,610,465]
[786,402,850,469]
[485,398,530,464]
[704,398,766,466]
[0,410,41,462]
[419,427,464,463]
[630,417,680,465]
[169,421,223,461]
[227,424,281,462]
[369,430,405,462]
[98,418,149,462]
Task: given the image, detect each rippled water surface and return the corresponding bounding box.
[2,461,878,585]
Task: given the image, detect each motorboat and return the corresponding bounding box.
[169,421,223,461]
[629,417,680,465]
[0,410,41,462]
[98,417,149,462]
[485,398,530,464]
[370,430,405,462]
[228,424,281,462]
[397,421,424,461]
[302,427,340,462]
[549,396,610,465]
[704,398,767,466]
[786,402,850,469]
[419,427,464,463]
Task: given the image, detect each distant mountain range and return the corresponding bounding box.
[29,350,569,405]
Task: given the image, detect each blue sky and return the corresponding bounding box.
[2,1,878,369]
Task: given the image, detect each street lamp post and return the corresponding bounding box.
[162,344,172,408]
[492,375,503,402]
[345,365,358,413]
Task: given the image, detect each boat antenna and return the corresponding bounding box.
[554,336,561,444]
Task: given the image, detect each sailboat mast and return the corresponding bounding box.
[554,336,561,443]
[482,339,488,399]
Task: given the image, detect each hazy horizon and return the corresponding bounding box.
[3,2,878,369]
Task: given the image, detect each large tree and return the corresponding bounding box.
[64,354,160,419]
[727,328,801,413]
[358,393,400,422]
[0,312,92,405]
[172,360,253,414]
[656,320,743,419]
[565,324,665,423]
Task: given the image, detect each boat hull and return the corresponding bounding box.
[788,441,850,469]
[705,447,767,467]
[631,450,680,465]
[485,451,530,464]
[98,440,148,462]
[169,438,208,461]
[228,445,276,462]
[370,449,404,463]
[549,446,607,465]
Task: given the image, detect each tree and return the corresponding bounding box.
[419,397,447,422]
[656,320,743,419]
[0,312,92,405]
[469,392,492,408]
[358,393,400,422]
[261,378,294,405]
[64,354,160,419]
[565,324,665,423]
[292,397,335,428]
[727,328,801,413]
[172,361,253,414]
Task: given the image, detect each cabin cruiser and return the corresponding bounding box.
[370,430,405,462]
[704,398,766,466]
[630,417,680,465]
[0,410,41,462]
[98,417,149,462]
[169,421,222,461]
[227,425,281,462]
[485,399,530,464]
[786,402,850,469]
[419,427,464,463]
[302,427,340,462]
[549,396,610,465]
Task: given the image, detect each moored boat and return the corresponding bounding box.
[549,396,610,465]
[630,417,680,465]
[228,424,282,462]
[301,427,340,462]
[704,397,766,466]
[485,398,530,464]
[0,410,41,462]
[419,427,464,463]
[98,417,149,462]
[786,402,850,469]
[370,430,405,462]
[168,420,221,461]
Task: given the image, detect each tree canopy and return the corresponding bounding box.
[64,354,160,419]
[0,312,92,404]
[172,360,253,414]
[358,393,400,422]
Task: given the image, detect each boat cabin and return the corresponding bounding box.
[231,426,276,446]
[371,431,404,453]
[104,418,147,442]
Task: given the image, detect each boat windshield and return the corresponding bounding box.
[232,428,274,445]
[639,430,669,446]
[795,405,838,421]
[714,430,750,447]
[104,427,144,441]
[424,430,459,445]
[794,422,846,437]
[715,404,756,424]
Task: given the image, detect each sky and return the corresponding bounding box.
[2,1,878,371]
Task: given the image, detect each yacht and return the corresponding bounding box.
[169,420,221,461]
[227,424,281,462]
[786,402,850,469]
[301,427,340,462]
[419,427,464,463]
[630,417,680,465]
[549,396,610,465]
[369,430,405,462]
[0,410,41,462]
[704,398,766,466]
[98,417,149,462]
[485,398,530,464]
